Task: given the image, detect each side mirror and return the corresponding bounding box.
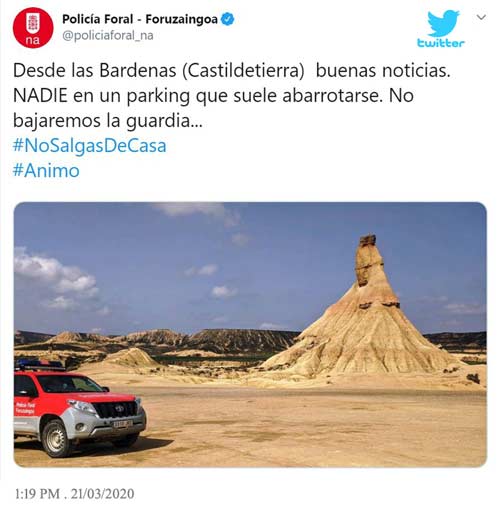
[101,386,110,392]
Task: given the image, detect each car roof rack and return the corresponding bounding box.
[15,359,66,372]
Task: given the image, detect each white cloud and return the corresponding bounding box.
[212,316,229,324]
[97,306,111,316]
[43,296,77,311]
[440,319,462,329]
[211,286,238,299]
[231,233,250,247]
[419,295,449,304]
[185,264,218,277]
[15,247,111,317]
[444,303,486,316]
[15,247,99,299]
[198,264,218,276]
[260,322,287,330]
[152,203,239,227]
[56,274,97,295]
[91,327,104,333]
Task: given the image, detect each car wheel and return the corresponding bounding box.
[111,433,139,448]
[41,419,73,458]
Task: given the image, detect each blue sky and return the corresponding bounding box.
[14,203,486,335]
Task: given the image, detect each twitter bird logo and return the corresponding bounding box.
[428,10,460,37]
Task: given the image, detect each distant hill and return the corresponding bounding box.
[15,330,54,345]
[48,331,111,343]
[15,328,486,362]
[186,329,300,354]
[113,329,188,351]
[15,327,299,355]
[424,332,486,353]
[14,327,300,369]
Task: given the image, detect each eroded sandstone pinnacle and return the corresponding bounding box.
[262,234,459,375]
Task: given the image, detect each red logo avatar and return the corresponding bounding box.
[13,7,54,48]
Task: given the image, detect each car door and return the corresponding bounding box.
[14,375,40,435]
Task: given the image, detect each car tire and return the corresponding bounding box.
[41,419,73,458]
[111,433,139,448]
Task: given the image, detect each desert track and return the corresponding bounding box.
[15,386,486,467]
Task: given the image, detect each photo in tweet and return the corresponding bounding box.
[14,202,486,467]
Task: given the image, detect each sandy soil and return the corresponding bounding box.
[15,385,486,467]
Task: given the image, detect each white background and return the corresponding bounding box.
[0,1,498,508]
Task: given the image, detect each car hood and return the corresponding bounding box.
[56,392,136,402]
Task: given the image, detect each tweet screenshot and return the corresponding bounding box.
[0,1,498,508]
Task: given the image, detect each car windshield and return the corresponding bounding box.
[36,375,104,393]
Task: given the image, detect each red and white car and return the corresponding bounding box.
[14,359,147,458]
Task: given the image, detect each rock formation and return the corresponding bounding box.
[113,329,188,351]
[187,329,299,354]
[15,330,53,345]
[262,234,458,376]
[48,331,110,343]
[105,347,159,368]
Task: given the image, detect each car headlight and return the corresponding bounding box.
[67,399,97,415]
[135,397,143,411]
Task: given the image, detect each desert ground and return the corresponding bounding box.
[15,384,486,468]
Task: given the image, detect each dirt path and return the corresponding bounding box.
[15,386,486,467]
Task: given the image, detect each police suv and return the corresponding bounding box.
[14,359,147,458]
